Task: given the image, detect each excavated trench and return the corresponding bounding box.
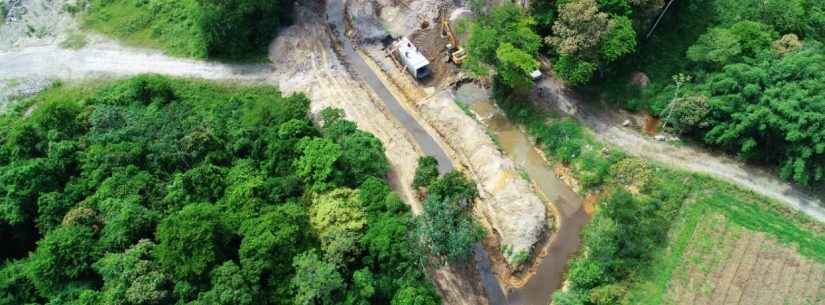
[328,0,591,303]
[326,0,508,304]
[456,83,590,305]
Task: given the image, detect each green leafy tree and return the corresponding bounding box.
[338,131,390,186]
[190,262,257,305]
[416,196,484,265]
[239,202,309,278]
[294,137,342,192]
[155,203,232,281]
[496,43,540,91]
[547,0,637,84]
[358,177,393,216]
[27,225,99,297]
[0,260,40,305]
[290,251,344,305]
[310,189,366,265]
[426,171,478,202]
[599,16,636,62]
[465,4,542,90]
[389,286,439,305]
[94,240,172,305]
[687,21,777,66]
[343,268,375,305]
[197,0,293,58]
[412,156,439,189]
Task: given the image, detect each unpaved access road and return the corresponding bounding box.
[536,77,825,224]
[0,42,272,82]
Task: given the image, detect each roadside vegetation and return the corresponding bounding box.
[493,87,825,305]
[413,157,485,266]
[0,75,439,305]
[82,0,293,59]
[465,0,647,87]
[591,0,825,185]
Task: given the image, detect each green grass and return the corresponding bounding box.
[82,0,207,58]
[1,2,6,24]
[59,32,88,49]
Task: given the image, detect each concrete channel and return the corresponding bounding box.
[325,0,452,174]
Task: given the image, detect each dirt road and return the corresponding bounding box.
[0,42,272,82]
[536,77,825,224]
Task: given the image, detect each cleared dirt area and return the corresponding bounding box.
[665,214,825,305]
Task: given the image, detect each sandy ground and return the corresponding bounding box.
[0,0,78,50]
[536,76,825,224]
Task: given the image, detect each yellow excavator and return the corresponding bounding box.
[440,8,467,65]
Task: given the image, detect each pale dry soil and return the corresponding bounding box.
[666,214,825,305]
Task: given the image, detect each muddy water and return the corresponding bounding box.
[456,84,590,305]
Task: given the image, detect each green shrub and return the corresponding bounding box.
[83,0,293,59]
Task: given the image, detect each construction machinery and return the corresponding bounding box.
[440,8,467,65]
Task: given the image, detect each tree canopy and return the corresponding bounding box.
[0,75,438,305]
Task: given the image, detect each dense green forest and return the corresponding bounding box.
[599,0,825,185]
[83,0,292,58]
[0,76,442,305]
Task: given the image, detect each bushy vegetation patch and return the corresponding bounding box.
[413,157,485,266]
[0,75,439,305]
[83,0,293,59]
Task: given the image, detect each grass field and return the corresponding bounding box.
[626,191,825,305]
[82,0,207,58]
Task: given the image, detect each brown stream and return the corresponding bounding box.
[455,84,591,305]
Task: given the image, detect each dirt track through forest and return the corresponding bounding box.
[536,77,825,224]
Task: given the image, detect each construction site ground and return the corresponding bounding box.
[357,11,560,294]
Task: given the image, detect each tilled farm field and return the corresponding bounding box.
[665,213,825,305]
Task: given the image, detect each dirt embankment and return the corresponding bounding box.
[419,92,548,263]
[352,5,550,266]
[0,0,78,50]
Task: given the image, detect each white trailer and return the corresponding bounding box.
[391,37,430,79]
